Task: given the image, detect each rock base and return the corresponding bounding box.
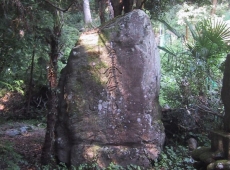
[207,160,230,170]
[211,131,230,159]
[192,131,230,169]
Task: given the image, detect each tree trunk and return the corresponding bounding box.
[110,0,134,17]
[99,0,107,24]
[26,48,35,116]
[123,0,134,13]
[135,0,142,8]
[41,23,61,165]
[83,0,92,26]
[221,54,230,132]
[110,0,123,17]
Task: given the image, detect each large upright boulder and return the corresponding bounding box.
[55,9,165,168]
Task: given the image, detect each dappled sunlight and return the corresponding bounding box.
[0,104,5,111]
[1,93,11,102]
[79,31,99,47]
[0,93,12,111]
[177,4,208,25]
[0,92,24,117]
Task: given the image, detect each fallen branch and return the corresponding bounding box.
[195,104,223,118]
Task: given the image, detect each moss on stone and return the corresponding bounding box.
[98,32,110,47]
[199,151,215,164]
[207,160,230,170]
[192,147,212,162]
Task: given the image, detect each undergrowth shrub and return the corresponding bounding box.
[0,141,22,170]
[39,162,142,170]
[153,145,195,170]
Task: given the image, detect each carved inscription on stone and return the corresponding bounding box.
[104,43,122,93]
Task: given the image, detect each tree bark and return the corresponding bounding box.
[135,0,142,8]
[41,24,61,165]
[221,54,230,132]
[26,48,35,116]
[123,0,133,13]
[99,0,107,24]
[110,0,135,17]
[110,0,125,17]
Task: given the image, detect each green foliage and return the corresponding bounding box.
[187,132,210,147]
[154,145,195,170]
[77,163,100,170]
[0,88,8,98]
[0,0,83,97]
[186,18,230,60]
[0,80,25,95]
[105,163,123,170]
[39,162,142,170]
[158,2,229,109]
[146,0,211,19]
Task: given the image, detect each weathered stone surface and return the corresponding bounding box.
[55,10,165,168]
[187,138,197,151]
[5,129,20,137]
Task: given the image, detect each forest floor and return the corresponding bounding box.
[0,91,48,170]
[0,121,45,170]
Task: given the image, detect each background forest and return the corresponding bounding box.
[0,0,230,169]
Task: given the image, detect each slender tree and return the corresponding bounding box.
[41,0,67,164]
[83,0,92,27]
[41,12,62,164]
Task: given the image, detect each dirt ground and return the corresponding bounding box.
[0,122,45,170]
[0,92,47,170]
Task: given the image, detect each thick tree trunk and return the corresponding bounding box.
[83,0,92,26]
[99,0,107,24]
[221,54,230,132]
[123,0,134,13]
[110,0,134,17]
[136,0,145,9]
[110,0,123,17]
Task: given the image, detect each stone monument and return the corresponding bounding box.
[55,10,165,169]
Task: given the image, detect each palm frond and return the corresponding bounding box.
[186,18,230,59]
[158,19,183,38]
[158,46,177,56]
[184,19,198,41]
